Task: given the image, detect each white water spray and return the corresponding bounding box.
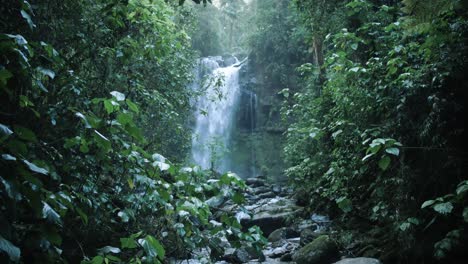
[191,57,241,171]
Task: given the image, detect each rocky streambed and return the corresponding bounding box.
[174,175,381,264]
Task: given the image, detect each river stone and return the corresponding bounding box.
[300,228,322,246]
[268,227,301,242]
[246,177,266,187]
[272,185,282,194]
[258,191,276,199]
[292,235,339,264]
[242,211,294,236]
[222,248,250,263]
[333,257,381,264]
[253,186,270,195]
[280,253,293,262]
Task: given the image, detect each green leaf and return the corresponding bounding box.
[336,197,352,213]
[463,207,468,222]
[433,202,453,215]
[0,235,21,262]
[103,100,115,114]
[116,113,132,125]
[23,159,48,175]
[456,183,468,195]
[110,91,125,101]
[37,67,55,79]
[362,153,374,162]
[93,130,111,151]
[75,112,91,128]
[0,68,13,86]
[399,222,411,231]
[0,123,13,136]
[91,255,104,264]
[232,192,245,205]
[120,237,137,249]
[117,211,129,222]
[20,10,35,30]
[98,246,121,254]
[385,147,400,156]
[14,125,37,142]
[421,199,435,209]
[378,155,391,171]
[75,207,88,225]
[367,143,382,154]
[139,235,165,260]
[42,202,62,225]
[126,99,139,113]
[0,177,21,200]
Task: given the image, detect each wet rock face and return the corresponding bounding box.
[292,235,340,264]
[240,179,301,236]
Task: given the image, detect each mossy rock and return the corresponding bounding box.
[293,235,340,264]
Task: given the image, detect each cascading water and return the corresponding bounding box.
[191,56,241,172]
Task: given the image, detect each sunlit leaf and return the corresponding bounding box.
[23,159,48,175]
[110,91,125,101]
[0,235,21,262]
[98,246,121,254]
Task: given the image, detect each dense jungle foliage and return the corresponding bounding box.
[1,0,467,263]
[0,0,265,263]
[278,0,468,262]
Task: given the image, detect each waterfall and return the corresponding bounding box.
[191,56,241,172]
[249,91,257,177]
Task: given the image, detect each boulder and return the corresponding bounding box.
[333,257,381,264]
[222,248,250,263]
[292,235,339,264]
[268,228,286,242]
[271,185,282,194]
[300,228,322,246]
[252,186,270,195]
[245,177,266,187]
[268,227,300,242]
[257,191,276,199]
[280,253,293,262]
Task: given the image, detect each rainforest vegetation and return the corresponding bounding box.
[0,0,467,263]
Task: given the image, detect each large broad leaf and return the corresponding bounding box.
[456,182,468,195]
[20,10,35,30]
[23,160,48,175]
[0,177,21,201]
[37,67,55,79]
[93,130,111,151]
[75,112,91,128]
[139,235,165,260]
[336,197,352,213]
[385,147,400,156]
[433,202,453,215]
[0,123,13,136]
[421,199,436,209]
[0,68,13,87]
[98,246,121,254]
[378,155,391,171]
[0,235,20,262]
[110,91,125,101]
[14,125,37,142]
[42,202,62,225]
[126,99,139,113]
